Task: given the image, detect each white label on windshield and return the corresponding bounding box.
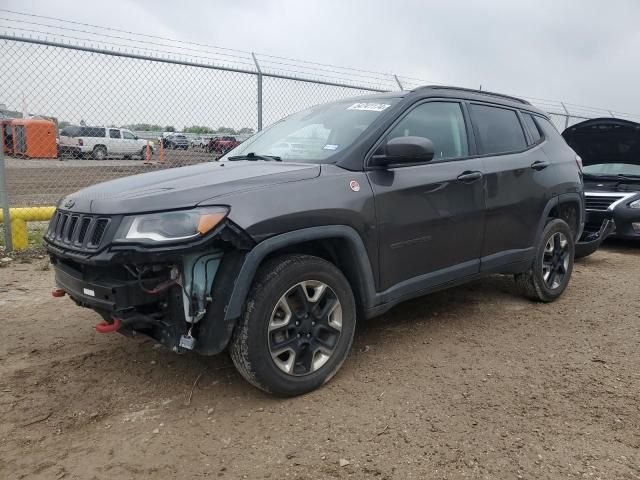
[323,144,339,150]
[347,103,391,112]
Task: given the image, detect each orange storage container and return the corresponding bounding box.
[11,118,57,159]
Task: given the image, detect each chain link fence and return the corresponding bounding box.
[1,27,639,251]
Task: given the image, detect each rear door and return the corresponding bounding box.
[468,103,552,270]
[367,100,486,293]
[108,128,123,155]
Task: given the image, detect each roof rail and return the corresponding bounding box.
[413,85,531,105]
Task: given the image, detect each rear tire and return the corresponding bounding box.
[515,218,574,302]
[229,254,356,396]
[92,146,107,160]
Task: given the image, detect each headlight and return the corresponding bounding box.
[114,207,228,243]
[630,199,640,209]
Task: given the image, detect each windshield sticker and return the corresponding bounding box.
[347,103,391,112]
[323,144,339,151]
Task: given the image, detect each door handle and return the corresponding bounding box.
[457,171,483,183]
[531,160,550,171]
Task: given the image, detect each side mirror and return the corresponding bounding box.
[371,136,435,167]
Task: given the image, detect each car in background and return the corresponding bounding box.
[162,134,189,150]
[207,136,241,154]
[190,135,213,149]
[563,118,640,245]
[59,126,154,160]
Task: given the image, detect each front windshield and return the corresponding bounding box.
[220,98,399,163]
[583,163,640,177]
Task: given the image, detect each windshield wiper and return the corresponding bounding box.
[227,152,281,162]
[616,173,640,180]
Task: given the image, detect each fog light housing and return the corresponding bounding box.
[632,222,640,232]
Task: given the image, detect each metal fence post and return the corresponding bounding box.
[393,74,403,91]
[0,146,13,252]
[560,102,570,129]
[252,53,263,131]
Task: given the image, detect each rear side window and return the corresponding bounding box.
[522,114,542,145]
[386,101,469,160]
[536,116,562,138]
[79,127,106,137]
[61,126,80,137]
[471,104,527,154]
[109,129,120,139]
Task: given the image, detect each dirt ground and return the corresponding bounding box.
[1,241,639,480]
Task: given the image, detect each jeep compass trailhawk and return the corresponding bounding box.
[45,86,584,396]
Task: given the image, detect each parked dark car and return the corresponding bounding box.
[162,134,189,150]
[563,118,640,248]
[45,86,584,396]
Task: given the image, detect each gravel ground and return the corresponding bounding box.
[0,241,639,479]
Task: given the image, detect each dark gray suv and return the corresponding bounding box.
[45,86,584,395]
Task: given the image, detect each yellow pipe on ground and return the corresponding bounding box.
[0,206,56,250]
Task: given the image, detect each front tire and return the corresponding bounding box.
[229,254,356,396]
[515,218,575,302]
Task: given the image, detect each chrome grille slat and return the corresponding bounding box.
[585,194,624,211]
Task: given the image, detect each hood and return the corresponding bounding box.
[562,117,640,167]
[60,161,320,214]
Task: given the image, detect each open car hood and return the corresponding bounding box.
[562,117,640,167]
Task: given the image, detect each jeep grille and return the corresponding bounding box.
[46,211,111,250]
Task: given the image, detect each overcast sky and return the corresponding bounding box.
[5,0,640,118]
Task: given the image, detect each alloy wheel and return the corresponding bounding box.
[268,280,342,376]
[542,232,570,289]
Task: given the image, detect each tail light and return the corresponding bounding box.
[575,154,583,173]
[78,138,84,146]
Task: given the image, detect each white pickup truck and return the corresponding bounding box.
[59,126,154,160]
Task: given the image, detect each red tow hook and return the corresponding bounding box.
[95,318,122,333]
[52,288,66,297]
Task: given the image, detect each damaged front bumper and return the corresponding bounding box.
[45,215,252,355]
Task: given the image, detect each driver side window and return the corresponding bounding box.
[387,102,469,160]
[122,131,135,140]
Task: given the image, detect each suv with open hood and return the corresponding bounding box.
[563,118,640,248]
[45,86,584,396]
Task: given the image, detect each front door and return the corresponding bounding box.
[367,101,486,293]
[122,130,140,155]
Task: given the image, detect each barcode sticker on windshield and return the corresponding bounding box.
[347,103,391,112]
[323,144,339,150]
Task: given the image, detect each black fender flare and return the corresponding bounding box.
[225,225,377,321]
[195,225,377,356]
[534,192,585,247]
